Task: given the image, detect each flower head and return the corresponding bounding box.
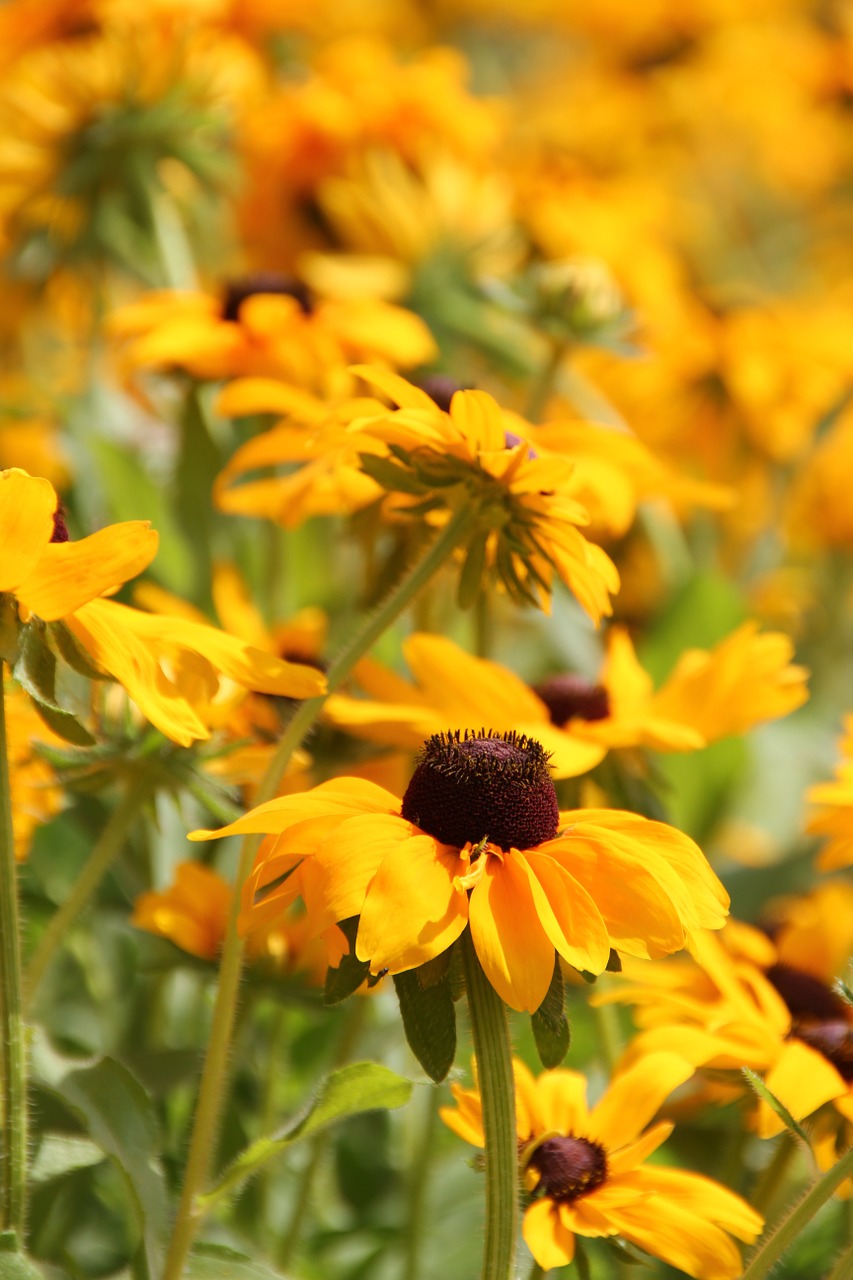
[191,729,728,1012]
[442,1054,763,1277]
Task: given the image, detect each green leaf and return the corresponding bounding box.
[741,1068,812,1147]
[531,956,570,1068]
[0,1233,45,1278]
[392,966,457,1082]
[324,918,370,1005]
[186,1243,292,1279]
[47,622,109,681]
[29,1134,105,1183]
[51,1058,167,1279]
[30,698,96,747]
[13,624,59,709]
[357,453,425,495]
[198,1062,412,1210]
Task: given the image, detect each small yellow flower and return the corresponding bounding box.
[190,729,728,1013]
[442,1054,763,1278]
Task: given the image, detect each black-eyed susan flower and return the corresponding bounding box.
[441,1053,763,1277]
[190,729,728,1013]
[0,468,326,746]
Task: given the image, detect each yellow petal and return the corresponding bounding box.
[522,849,611,975]
[586,1053,694,1148]
[522,1198,575,1271]
[348,365,437,411]
[310,812,413,928]
[533,1068,590,1137]
[758,1040,848,1137]
[355,836,468,973]
[468,853,556,1012]
[189,777,394,841]
[19,523,159,620]
[0,468,56,593]
[607,1121,675,1175]
[605,1195,747,1280]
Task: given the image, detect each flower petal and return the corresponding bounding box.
[587,1053,694,1148]
[522,1198,576,1271]
[355,835,468,973]
[189,777,396,840]
[468,852,556,1012]
[522,849,611,976]
[758,1040,848,1137]
[0,468,56,593]
[19,522,159,620]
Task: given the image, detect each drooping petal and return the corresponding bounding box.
[468,852,556,1012]
[522,1198,576,1271]
[0,468,56,593]
[521,849,611,975]
[309,812,415,930]
[758,1040,848,1137]
[623,1166,763,1241]
[355,835,468,973]
[605,1195,748,1280]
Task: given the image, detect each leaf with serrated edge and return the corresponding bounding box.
[197,1062,412,1211]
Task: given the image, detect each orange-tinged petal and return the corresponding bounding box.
[66,602,208,746]
[439,1086,484,1147]
[0,468,55,592]
[605,1197,747,1280]
[533,1069,590,1137]
[586,1053,694,1148]
[758,1040,848,1137]
[189,777,395,841]
[468,853,556,1012]
[355,836,468,973]
[523,1198,575,1271]
[215,377,326,422]
[310,812,413,928]
[18,522,158,620]
[522,849,611,975]
[623,1166,763,1241]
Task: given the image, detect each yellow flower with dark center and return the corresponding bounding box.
[441,1053,763,1277]
[190,729,728,1013]
[601,928,853,1145]
[0,468,326,746]
[324,624,808,772]
[110,275,436,387]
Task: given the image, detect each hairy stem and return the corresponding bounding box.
[461,928,518,1280]
[0,678,28,1232]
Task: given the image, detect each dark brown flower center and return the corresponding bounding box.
[533,674,611,727]
[400,730,559,852]
[765,963,849,1023]
[415,374,472,413]
[50,503,69,543]
[528,1136,608,1203]
[794,1020,853,1082]
[221,272,313,321]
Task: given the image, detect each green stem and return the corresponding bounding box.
[162,503,479,1280]
[276,998,367,1268]
[402,1084,441,1280]
[525,339,568,424]
[460,928,517,1280]
[527,1263,547,1280]
[741,1146,853,1280]
[750,1133,798,1218]
[0,678,28,1232]
[24,782,152,1002]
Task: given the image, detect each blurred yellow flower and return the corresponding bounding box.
[4,681,64,861]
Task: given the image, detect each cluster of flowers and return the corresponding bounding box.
[0,1,851,1278]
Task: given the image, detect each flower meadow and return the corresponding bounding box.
[1,3,852,1279]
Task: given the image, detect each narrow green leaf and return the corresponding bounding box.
[531,956,570,1068]
[30,698,96,747]
[51,1058,167,1279]
[392,967,457,1081]
[357,454,425,495]
[47,622,109,681]
[741,1068,812,1147]
[198,1062,412,1210]
[13,624,59,709]
[186,1243,292,1279]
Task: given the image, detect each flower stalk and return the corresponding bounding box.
[460,927,518,1280]
[163,501,481,1280]
[0,677,28,1233]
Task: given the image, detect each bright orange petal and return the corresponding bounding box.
[355,836,468,973]
[468,853,556,1012]
[522,1198,575,1271]
[19,523,159,620]
[522,849,611,975]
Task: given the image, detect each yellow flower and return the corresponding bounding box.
[110,277,435,387]
[0,468,326,746]
[190,729,728,1013]
[807,715,853,870]
[131,860,325,980]
[347,368,620,620]
[602,928,853,1143]
[324,632,607,777]
[441,1054,762,1278]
